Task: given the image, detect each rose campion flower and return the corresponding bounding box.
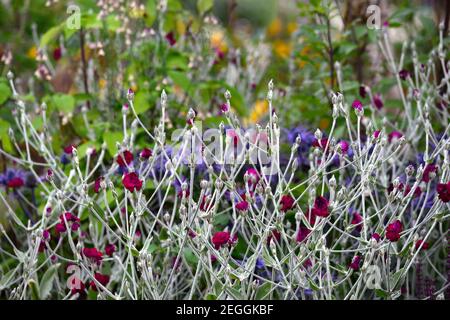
[220,103,229,113]
[349,255,361,271]
[436,182,450,203]
[373,93,383,110]
[280,195,295,212]
[57,212,80,233]
[236,200,249,212]
[296,227,311,243]
[165,32,176,46]
[312,196,329,217]
[212,231,232,249]
[352,99,363,111]
[245,168,259,185]
[116,150,134,166]
[267,230,281,245]
[82,247,103,265]
[422,164,437,183]
[373,130,381,139]
[388,131,403,142]
[371,233,381,242]
[90,273,110,291]
[386,220,403,242]
[93,176,103,193]
[313,138,329,150]
[7,177,24,189]
[359,85,367,98]
[351,212,363,232]
[339,141,349,154]
[63,145,75,154]
[122,172,143,192]
[105,244,116,257]
[415,240,429,251]
[399,69,410,81]
[140,148,152,159]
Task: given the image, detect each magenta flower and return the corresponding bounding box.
[349,255,361,271]
[267,230,281,245]
[212,231,230,249]
[220,103,229,113]
[352,99,363,111]
[371,233,381,242]
[296,227,311,243]
[339,140,349,154]
[422,164,437,183]
[140,148,152,159]
[236,200,249,212]
[93,176,103,193]
[122,172,143,192]
[436,182,450,203]
[386,220,403,242]
[105,244,116,257]
[359,85,367,98]
[312,196,329,217]
[373,130,381,139]
[7,177,24,189]
[415,240,429,251]
[388,131,403,142]
[351,212,363,232]
[373,93,384,110]
[280,195,295,212]
[399,69,410,81]
[116,150,134,166]
[165,32,176,46]
[82,247,103,265]
[90,273,110,291]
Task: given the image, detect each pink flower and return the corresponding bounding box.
[236,200,249,212]
[116,150,134,166]
[349,255,361,271]
[436,182,450,203]
[64,145,75,154]
[140,148,152,159]
[339,141,349,154]
[245,168,260,185]
[415,239,429,251]
[313,138,329,150]
[352,99,363,111]
[386,220,403,242]
[388,131,403,142]
[280,195,295,212]
[93,176,103,193]
[90,273,110,291]
[53,47,62,61]
[122,172,143,192]
[422,164,437,183]
[371,233,381,242]
[312,196,329,217]
[267,230,281,245]
[55,222,67,234]
[296,227,311,243]
[220,103,229,113]
[359,85,367,98]
[82,247,103,265]
[373,93,383,110]
[399,69,410,81]
[59,212,80,232]
[212,231,231,249]
[165,32,176,46]
[351,212,363,232]
[7,177,24,189]
[373,130,381,139]
[105,244,116,257]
